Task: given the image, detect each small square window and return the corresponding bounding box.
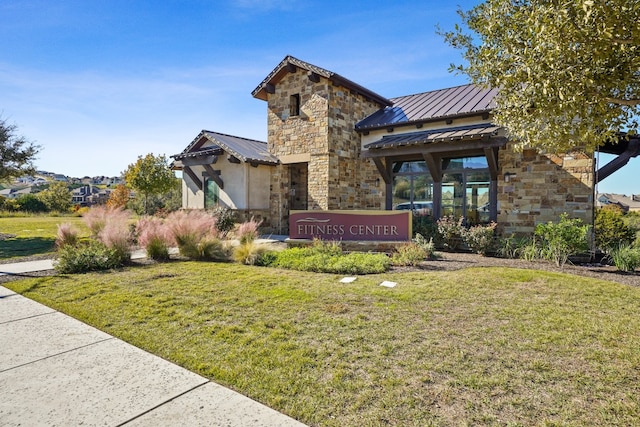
[289,94,300,116]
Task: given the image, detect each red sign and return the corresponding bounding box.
[289,210,412,241]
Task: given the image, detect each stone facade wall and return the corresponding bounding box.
[266,69,384,233]
[497,143,594,235]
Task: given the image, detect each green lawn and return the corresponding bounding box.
[6,262,640,426]
[0,216,89,259]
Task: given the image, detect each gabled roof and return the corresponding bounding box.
[356,84,498,131]
[173,131,278,166]
[364,123,502,151]
[251,55,392,107]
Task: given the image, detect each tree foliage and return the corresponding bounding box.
[0,118,41,182]
[441,0,640,153]
[107,184,130,209]
[123,153,175,215]
[37,181,72,212]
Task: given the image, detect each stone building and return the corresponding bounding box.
[173,55,640,236]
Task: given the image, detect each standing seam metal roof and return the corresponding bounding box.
[172,131,278,165]
[356,84,499,130]
[363,123,502,150]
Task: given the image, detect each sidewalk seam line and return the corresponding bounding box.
[0,337,115,374]
[0,309,57,325]
[116,380,211,426]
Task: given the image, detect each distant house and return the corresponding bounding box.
[53,174,68,182]
[0,187,32,199]
[597,193,640,212]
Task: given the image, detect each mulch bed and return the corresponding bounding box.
[1,252,638,287]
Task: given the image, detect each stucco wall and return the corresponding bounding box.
[182,161,271,210]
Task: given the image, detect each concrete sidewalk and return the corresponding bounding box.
[0,255,306,426]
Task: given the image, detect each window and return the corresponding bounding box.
[392,160,434,216]
[289,94,300,116]
[205,178,219,208]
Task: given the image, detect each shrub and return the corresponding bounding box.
[462,222,497,256]
[535,213,590,267]
[55,240,123,273]
[497,234,530,259]
[98,221,132,265]
[136,216,174,261]
[271,240,390,274]
[15,194,47,213]
[83,205,115,236]
[413,216,438,242]
[594,206,636,252]
[437,216,465,251]
[236,217,262,244]
[607,244,640,272]
[233,241,272,265]
[166,210,220,259]
[391,243,427,266]
[55,222,79,249]
[413,233,436,259]
[209,206,236,235]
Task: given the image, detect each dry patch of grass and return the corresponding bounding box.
[6,263,640,426]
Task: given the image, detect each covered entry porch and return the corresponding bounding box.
[362,124,507,225]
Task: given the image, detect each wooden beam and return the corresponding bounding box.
[202,165,224,190]
[183,166,202,191]
[265,83,275,94]
[372,158,392,184]
[597,139,640,183]
[227,155,241,164]
[180,155,217,166]
[483,146,499,180]
[423,153,442,182]
[286,63,297,73]
[307,71,320,83]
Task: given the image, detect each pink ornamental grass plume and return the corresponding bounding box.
[55,222,79,249]
[165,210,220,258]
[136,216,174,260]
[237,217,263,244]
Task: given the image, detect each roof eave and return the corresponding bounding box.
[356,109,494,133]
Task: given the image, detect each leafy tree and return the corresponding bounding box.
[37,181,72,212]
[441,0,640,152]
[126,177,181,216]
[107,184,131,209]
[15,194,47,213]
[0,118,41,182]
[123,153,175,215]
[594,205,636,251]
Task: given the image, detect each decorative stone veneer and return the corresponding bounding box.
[267,69,384,233]
[497,142,594,236]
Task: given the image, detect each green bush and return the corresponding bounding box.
[607,244,640,272]
[535,213,590,267]
[271,240,390,274]
[413,216,438,242]
[462,222,497,256]
[595,206,636,252]
[436,216,465,251]
[391,243,427,266]
[209,206,236,236]
[497,234,530,259]
[15,194,47,213]
[55,240,124,273]
[413,233,436,259]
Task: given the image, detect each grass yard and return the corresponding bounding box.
[0,216,89,259]
[6,262,640,426]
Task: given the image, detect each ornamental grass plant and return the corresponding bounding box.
[136,216,174,261]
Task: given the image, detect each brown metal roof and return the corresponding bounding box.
[251,55,392,107]
[364,123,502,150]
[356,84,498,131]
[172,131,278,166]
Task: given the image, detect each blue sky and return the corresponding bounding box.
[1,0,637,195]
